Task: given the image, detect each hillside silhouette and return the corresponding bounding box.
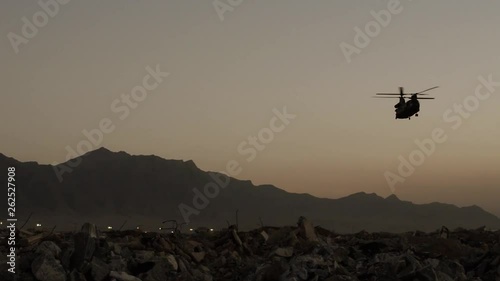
[1,148,499,233]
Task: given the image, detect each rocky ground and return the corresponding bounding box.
[1,217,500,281]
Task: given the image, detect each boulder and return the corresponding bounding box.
[32,254,66,281]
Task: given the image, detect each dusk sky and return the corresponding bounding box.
[1,1,499,216]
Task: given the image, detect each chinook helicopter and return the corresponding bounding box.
[373,86,438,119]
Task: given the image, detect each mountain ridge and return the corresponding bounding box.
[1,147,499,233]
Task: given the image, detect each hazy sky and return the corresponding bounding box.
[1,1,499,215]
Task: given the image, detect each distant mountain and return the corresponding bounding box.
[1,148,499,233]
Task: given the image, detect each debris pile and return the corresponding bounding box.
[1,218,499,281]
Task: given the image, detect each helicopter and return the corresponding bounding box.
[373,86,438,120]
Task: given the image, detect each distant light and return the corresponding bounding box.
[189,228,193,231]
[36,224,42,227]
[210,228,214,232]
[159,227,162,230]
[107,226,112,230]
[170,231,174,233]
[0,222,3,225]
[144,231,148,233]
[136,227,140,230]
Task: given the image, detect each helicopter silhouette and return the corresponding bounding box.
[373,86,438,120]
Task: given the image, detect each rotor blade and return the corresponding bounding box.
[376,93,405,95]
[372,96,401,99]
[415,86,439,95]
[417,97,435,99]
[407,93,432,96]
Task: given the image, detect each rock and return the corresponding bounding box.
[288,231,300,247]
[61,247,74,270]
[90,257,110,281]
[80,223,98,238]
[35,241,62,258]
[109,271,142,281]
[231,230,243,247]
[332,261,351,275]
[293,254,326,268]
[267,227,297,247]
[258,261,289,281]
[374,252,398,263]
[187,240,203,248]
[436,271,455,281]
[260,231,269,242]
[410,237,473,259]
[121,247,134,260]
[134,251,155,263]
[416,265,438,281]
[297,217,319,242]
[165,254,178,271]
[274,247,294,258]
[124,238,146,251]
[440,226,450,239]
[71,231,96,272]
[227,251,242,265]
[109,255,127,271]
[113,243,122,255]
[158,238,173,252]
[324,276,354,281]
[68,269,87,281]
[213,256,227,268]
[202,273,213,281]
[296,267,308,280]
[178,258,188,273]
[140,259,172,281]
[396,254,421,279]
[425,258,440,268]
[15,216,500,281]
[175,247,192,262]
[32,254,66,281]
[191,251,206,263]
[191,268,204,279]
[436,260,467,281]
[19,251,38,273]
[200,265,210,273]
[359,241,389,256]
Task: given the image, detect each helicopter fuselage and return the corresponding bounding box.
[395,97,420,119]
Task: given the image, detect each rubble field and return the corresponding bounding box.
[2,217,500,281]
